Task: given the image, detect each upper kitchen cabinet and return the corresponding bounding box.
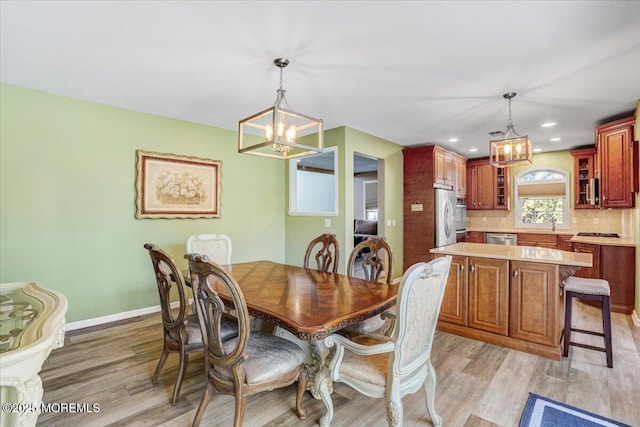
[571,148,597,209]
[434,146,454,188]
[466,159,510,210]
[453,154,467,198]
[434,146,467,197]
[597,116,637,208]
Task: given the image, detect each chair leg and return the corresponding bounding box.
[295,369,308,420]
[563,291,573,358]
[171,349,188,405]
[423,362,442,427]
[152,347,169,384]
[192,380,213,427]
[602,296,613,368]
[385,387,403,427]
[233,393,247,427]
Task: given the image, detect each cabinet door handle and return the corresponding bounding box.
[470,265,475,273]
[460,264,465,272]
[513,270,519,278]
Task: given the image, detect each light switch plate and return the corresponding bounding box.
[324,219,331,227]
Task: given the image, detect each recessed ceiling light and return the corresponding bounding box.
[448,138,458,142]
[550,137,561,142]
[533,148,543,152]
[541,122,557,128]
[469,148,478,152]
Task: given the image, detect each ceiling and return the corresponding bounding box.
[1,1,639,159]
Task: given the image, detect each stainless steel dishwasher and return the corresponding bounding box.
[486,233,518,245]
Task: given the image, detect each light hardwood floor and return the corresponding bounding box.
[37,301,640,427]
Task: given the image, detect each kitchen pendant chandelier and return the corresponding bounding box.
[238,58,323,160]
[489,92,532,167]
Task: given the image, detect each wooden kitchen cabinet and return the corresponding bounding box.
[468,257,509,336]
[597,116,636,208]
[465,231,485,243]
[572,242,601,279]
[571,148,597,209]
[434,146,455,188]
[434,254,468,325]
[509,261,560,347]
[557,234,574,252]
[453,154,467,198]
[466,159,509,210]
[601,245,636,314]
[517,233,558,249]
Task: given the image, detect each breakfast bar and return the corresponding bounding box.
[429,242,592,360]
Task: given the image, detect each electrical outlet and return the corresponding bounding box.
[501,217,506,223]
[482,217,487,222]
[593,218,600,224]
[572,217,577,224]
[324,219,331,227]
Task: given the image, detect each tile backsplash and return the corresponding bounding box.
[467,208,636,237]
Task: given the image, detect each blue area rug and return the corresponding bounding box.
[520,393,631,427]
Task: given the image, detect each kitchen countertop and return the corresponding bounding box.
[465,228,635,247]
[430,242,593,267]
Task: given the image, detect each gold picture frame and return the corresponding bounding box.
[135,150,221,219]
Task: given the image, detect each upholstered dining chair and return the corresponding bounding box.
[186,253,308,427]
[143,244,238,406]
[325,256,452,427]
[304,233,340,273]
[342,236,394,336]
[186,233,232,265]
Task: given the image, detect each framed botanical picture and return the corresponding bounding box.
[135,150,221,219]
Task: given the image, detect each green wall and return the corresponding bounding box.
[284,126,404,278]
[0,84,286,323]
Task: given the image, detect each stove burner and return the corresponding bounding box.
[576,232,620,238]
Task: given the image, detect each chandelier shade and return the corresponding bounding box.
[489,93,532,167]
[238,58,323,160]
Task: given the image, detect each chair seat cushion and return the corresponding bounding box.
[339,334,393,387]
[216,333,304,385]
[564,276,610,296]
[341,314,386,335]
[186,313,238,345]
[185,314,204,346]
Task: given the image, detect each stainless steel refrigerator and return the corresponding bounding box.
[435,188,457,247]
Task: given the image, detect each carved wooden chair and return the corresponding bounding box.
[304,233,340,273]
[325,256,452,427]
[343,237,394,336]
[186,253,308,427]
[143,244,238,406]
[186,233,232,265]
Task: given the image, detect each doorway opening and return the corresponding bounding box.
[353,153,384,253]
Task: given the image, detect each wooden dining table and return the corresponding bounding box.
[185,260,398,426]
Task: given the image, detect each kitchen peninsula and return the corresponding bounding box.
[430,242,592,360]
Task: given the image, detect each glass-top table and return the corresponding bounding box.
[0,282,68,427]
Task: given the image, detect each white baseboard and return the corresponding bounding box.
[65,300,190,331]
[632,309,640,327]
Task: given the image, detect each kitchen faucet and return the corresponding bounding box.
[548,215,556,232]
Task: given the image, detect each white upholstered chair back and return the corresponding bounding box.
[186,233,232,265]
[324,255,452,427]
[394,256,451,372]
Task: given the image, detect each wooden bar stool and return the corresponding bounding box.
[562,276,613,368]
